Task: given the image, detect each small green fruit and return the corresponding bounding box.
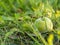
[34,17,53,32]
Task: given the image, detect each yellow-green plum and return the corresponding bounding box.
[34,17,53,32]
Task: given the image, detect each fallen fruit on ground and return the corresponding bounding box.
[34,17,53,32]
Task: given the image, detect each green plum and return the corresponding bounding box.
[34,17,53,32]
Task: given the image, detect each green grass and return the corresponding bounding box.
[0,0,60,45]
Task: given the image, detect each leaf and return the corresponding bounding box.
[47,34,54,45]
[14,13,20,20]
[1,16,14,21]
[1,41,5,45]
[26,32,41,45]
[4,28,18,40]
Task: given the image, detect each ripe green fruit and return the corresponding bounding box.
[34,17,53,32]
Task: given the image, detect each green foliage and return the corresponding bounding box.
[0,0,60,45]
